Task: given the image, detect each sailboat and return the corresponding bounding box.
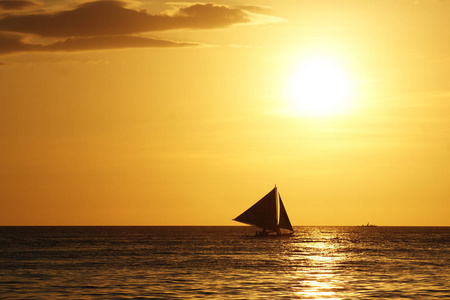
[233,186,294,237]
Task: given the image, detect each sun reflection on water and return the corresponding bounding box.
[287,230,347,299]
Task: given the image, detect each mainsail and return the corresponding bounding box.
[233,188,278,232]
[233,186,294,233]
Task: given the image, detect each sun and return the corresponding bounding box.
[286,55,354,117]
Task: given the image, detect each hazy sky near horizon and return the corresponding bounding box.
[1,0,449,226]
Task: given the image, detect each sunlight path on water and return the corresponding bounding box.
[286,229,347,299]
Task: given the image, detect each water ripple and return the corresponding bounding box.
[0,226,449,299]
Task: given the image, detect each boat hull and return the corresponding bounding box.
[246,232,294,238]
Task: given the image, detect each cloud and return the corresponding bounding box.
[173,3,249,29]
[0,0,37,10]
[0,32,39,54]
[0,0,279,56]
[238,5,276,15]
[43,35,199,51]
[0,32,198,55]
[0,1,251,37]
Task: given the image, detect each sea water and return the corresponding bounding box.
[0,226,449,299]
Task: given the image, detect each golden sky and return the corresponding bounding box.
[1,0,449,226]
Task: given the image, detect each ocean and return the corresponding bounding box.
[0,226,449,299]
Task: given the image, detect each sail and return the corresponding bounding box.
[233,187,278,232]
[278,195,294,232]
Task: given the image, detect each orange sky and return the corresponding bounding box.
[1,0,449,226]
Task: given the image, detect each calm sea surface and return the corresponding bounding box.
[0,226,449,299]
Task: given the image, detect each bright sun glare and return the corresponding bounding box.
[286,55,354,117]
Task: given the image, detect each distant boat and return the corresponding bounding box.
[233,186,294,237]
[359,222,377,227]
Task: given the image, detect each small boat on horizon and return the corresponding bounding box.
[233,185,294,237]
[359,222,378,227]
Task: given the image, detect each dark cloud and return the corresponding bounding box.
[0,0,37,10]
[174,3,249,29]
[0,1,276,56]
[0,1,250,37]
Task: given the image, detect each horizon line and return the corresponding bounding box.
[1,225,449,227]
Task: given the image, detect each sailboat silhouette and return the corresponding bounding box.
[233,186,294,237]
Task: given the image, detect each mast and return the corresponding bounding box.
[275,184,279,226]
